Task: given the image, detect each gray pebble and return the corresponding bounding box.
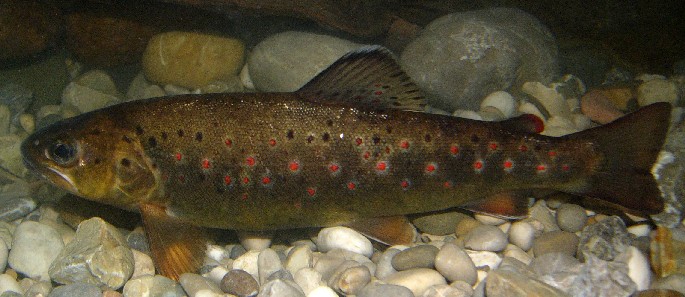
[47,283,102,297]
[294,268,324,295]
[529,200,560,232]
[556,204,588,232]
[220,269,259,297]
[463,224,508,252]
[285,244,313,275]
[532,230,579,257]
[508,221,536,251]
[454,216,482,237]
[434,242,477,285]
[0,197,36,222]
[125,228,149,254]
[8,221,64,280]
[530,252,580,277]
[375,248,401,280]
[357,282,414,297]
[422,284,472,297]
[412,212,471,235]
[392,244,439,270]
[179,273,222,295]
[230,244,248,259]
[313,254,346,282]
[266,269,294,283]
[130,249,154,279]
[330,265,371,295]
[258,248,283,284]
[577,216,631,261]
[123,275,184,297]
[24,280,53,297]
[258,279,305,297]
[486,269,569,297]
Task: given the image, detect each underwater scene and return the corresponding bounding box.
[1,0,685,296]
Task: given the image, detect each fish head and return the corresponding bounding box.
[21,112,157,210]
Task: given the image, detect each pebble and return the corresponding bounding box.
[357,282,414,297]
[652,274,685,295]
[486,269,569,297]
[637,78,680,106]
[578,216,632,261]
[247,31,361,92]
[220,269,259,297]
[474,213,508,226]
[0,274,21,295]
[401,7,557,111]
[122,275,184,297]
[391,244,439,270]
[142,31,245,89]
[130,249,155,279]
[308,286,338,297]
[312,254,346,282]
[623,246,652,291]
[25,280,52,297]
[180,273,223,296]
[316,227,373,258]
[329,265,371,295]
[294,268,323,296]
[412,211,471,235]
[580,89,625,124]
[285,245,313,275]
[635,289,685,297]
[532,230,579,257]
[258,249,283,285]
[570,254,636,297]
[49,217,134,290]
[258,279,305,297]
[384,268,447,296]
[232,250,261,280]
[48,283,103,297]
[240,232,273,251]
[454,216,482,237]
[503,244,533,265]
[556,203,588,232]
[0,238,7,272]
[481,91,517,118]
[508,221,536,251]
[8,221,63,280]
[463,224,508,252]
[466,250,502,270]
[61,70,122,113]
[434,242,477,285]
[528,200,561,232]
[375,248,401,280]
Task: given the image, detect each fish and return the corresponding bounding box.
[21,46,670,279]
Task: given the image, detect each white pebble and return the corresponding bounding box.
[474,214,507,225]
[239,231,272,251]
[508,221,535,251]
[627,224,652,237]
[479,106,506,121]
[465,250,502,270]
[285,245,313,275]
[206,244,228,263]
[8,221,64,280]
[232,250,260,280]
[384,268,447,296]
[624,246,652,291]
[0,274,21,294]
[481,91,517,118]
[463,225,508,252]
[498,222,511,234]
[240,65,255,90]
[317,227,373,258]
[295,268,324,296]
[521,81,568,118]
[206,265,229,285]
[503,244,533,265]
[638,78,679,106]
[307,286,338,297]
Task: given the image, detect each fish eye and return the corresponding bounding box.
[47,141,78,166]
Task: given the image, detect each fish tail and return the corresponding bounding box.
[566,102,671,215]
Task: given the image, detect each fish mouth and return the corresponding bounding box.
[22,155,80,195]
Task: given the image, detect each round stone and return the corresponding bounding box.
[463,225,508,252]
[316,227,373,257]
[434,242,477,285]
[308,286,338,297]
[556,203,588,232]
[49,283,103,297]
[329,265,371,295]
[220,269,259,297]
[509,221,536,251]
[258,248,283,285]
[285,245,313,275]
[411,211,470,235]
[294,268,323,296]
[375,248,401,280]
[532,230,579,257]
[8,221,64,280]
[384,268,447,296]
[357,283,414,297]
[391,244,439,270]
[454,216,483,237]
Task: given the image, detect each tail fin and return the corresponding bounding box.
[565,102,671,215]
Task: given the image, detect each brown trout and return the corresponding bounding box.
[21,47,670,279]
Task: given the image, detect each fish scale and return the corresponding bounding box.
[21,46,670,280]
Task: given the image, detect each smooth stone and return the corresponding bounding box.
[266,269,294,283]
[556,203,588,232]
[486,269,570,297]
[294,268,323,296]
[421,284,470,297]
[179,273,222,295]
[123,275,184,297]
[25,280,52,297]
[329,265,371,295]
[578,216,632,261]
[326,249,374,273]
[357,283,414,297]
[48,283,102,297]
[450,281,475,296]
[412,211,471,235]
[401,7,557,111]
[229,244,248,259]
[220,269,259,297]
[285,245,313,275]
[48,217,134,290]
[0,274,21,295]
[375,248,401,280]
[435,242,477,285]
[0,134,28,178]
[463,225,508,252]
[0,197,36,223]
[622,246,652,291]
[62,70,122,113]
[0,223,13,250]
[508,221,536,251]
[316,227,373,258]
[466,250,502,270]
[652,274,685,295]
[258,248,284,285]
[481,91,517,118]
[307,286,338,297]
[384,268,447,296]
[240,232,273,251]
[503,244,533,265]
[628,224,653,238]
[312,254,346,282]
[205,265,229,285]
[258,279,305,297]
[232,250,260,280]
[247,31,361,92]
[130,250,154,279]
[638,79,680,106]
[8,221,64,280]
[125,228,149,254]
[143,31,245,89]
[530,252,581,277]
[392,244,439,270]
[580,89,625,124]
[474,213,507,226]
[532,230,579,257]
[528,200,560,232]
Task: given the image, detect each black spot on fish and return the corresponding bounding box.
[89,129,102,135]
[94,158,101,164]
[120,158,131,167]
[287,130,294,140]
[306,135,315,143]
[122,135,132,143]
[322,133,330,142]
[326,119,334,127]
[372,135,381,144]
[471,134,480,143]
[195,132,203,142]
[424,134,432,143]
[216,186,225,194]
[151,163,157,169]
[135,126,144,135]
[212,122,219,127]
[385,126,392,134]
[148,137,157,148]
[198,174,206,181]
[178,129,184,137]
[534,145,542,151]
[161,132,168,140]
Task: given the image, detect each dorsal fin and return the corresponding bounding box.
[297,46,426,111]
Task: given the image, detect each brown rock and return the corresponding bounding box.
[0,0,63,61]
[580,89,625,124]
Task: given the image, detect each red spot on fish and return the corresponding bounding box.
[225,139,233,147]
[363,151,371,160]
[489,142,499,150]
[548,151,557,157]
[175,153,182,161]
[261,176,272,185]
[503,160,513,169]
[400,140,410,150]
[443,181,453,188]
[519,145,528,152]
[347,182,357,190]
[202,159,211,169]
[242,177,250,184]
[425,163,437,173]
[474,160,484,171]
[246,156,256,166]
[329,163,340,173]
[376,161,388,172]
[355,137,363,146]
[268,139,277,146]
[306,187,316,196]
[536,164,547,173]
[400,179,410,190]
[450,145,459,155]
[224,175,232,185]
[374,90,383,96]
[289,161,300,172]
[562,164,570,171]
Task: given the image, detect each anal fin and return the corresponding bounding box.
[139,203,213,280]
[461,192,534,219]
[345,215,417,246]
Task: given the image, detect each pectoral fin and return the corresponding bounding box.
[346,215,418,245]
[139,203,213,280]
[461,192,534,219]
